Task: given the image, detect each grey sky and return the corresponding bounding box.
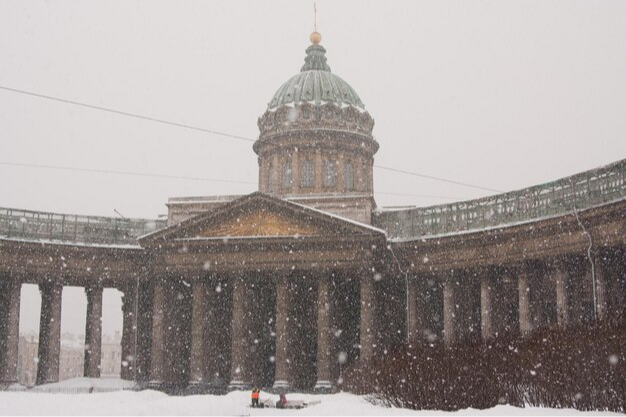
[2,1,625,336]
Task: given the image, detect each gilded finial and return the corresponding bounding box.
[310,31,322,45]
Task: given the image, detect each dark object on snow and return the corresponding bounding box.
[275,393,307,409]
[276,393,287,409]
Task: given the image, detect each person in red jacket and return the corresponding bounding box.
[251,388,260,408]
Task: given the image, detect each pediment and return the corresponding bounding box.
[139,192,384,245]
[197,209,320,238]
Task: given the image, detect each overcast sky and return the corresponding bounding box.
[2,1,625,336]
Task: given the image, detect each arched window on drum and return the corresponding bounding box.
[301,159,314,188]
[282,159,292,190]
[323,159,336,188]
[344,161,355,191]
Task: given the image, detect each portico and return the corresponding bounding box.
[137,192,387,391]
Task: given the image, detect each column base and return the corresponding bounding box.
[0,382,19,391]
[313,380,333,393]
[272,380,291,391]
[147,380,163,390]
[228,380,251,391]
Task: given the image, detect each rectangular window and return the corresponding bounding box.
[323,159,336,187]
[301,159,314,187]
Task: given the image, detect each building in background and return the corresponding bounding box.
[17,332,121,387]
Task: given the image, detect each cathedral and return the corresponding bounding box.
[0,31,624,393]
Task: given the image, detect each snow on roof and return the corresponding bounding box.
[0,236,143,250]
[289,201,387,236]
[167,194,243,205]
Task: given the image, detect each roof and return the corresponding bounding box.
[268,44,365,110]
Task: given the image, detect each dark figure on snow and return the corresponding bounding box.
[277,393,287,409]
[251,388,260,408]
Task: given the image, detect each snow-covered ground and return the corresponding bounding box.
[0,383,619,416]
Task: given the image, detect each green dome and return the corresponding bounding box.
[268,44,365,110]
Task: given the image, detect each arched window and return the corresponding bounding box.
[323,159,336,187]
[344,161,355,191]
[282,159,292,189]
[301,159,314,188]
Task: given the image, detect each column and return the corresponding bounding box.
[259,158,269,192]
[442,276,457,345]
[291,151,300,194]
[337,155,345,193]
[36,282,63,385]
[273,276,291,390]
[83,284,103,378]
[314,276,332,392]
[271,154,280,193]
[135,281,154,383]
[407,277,424,345]
[518,270,531,336]
[149,280,166,386]
[355,156,364,192]
[204,278,228,387]
[554,265,570,327]
[121,283,138,381]
[359,274,376,361]
[593,261,607,321]
[189,280,207,384]
[0,281,21,385]
[480,275,494,339]
[229,277,251,390]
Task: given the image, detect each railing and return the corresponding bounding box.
[0,208,166,245]
[375,158,626,240]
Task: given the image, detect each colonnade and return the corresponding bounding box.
[407,251,626,346]
[145,271,377,392]
[1,249,623,390]
[0,280,137,387]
